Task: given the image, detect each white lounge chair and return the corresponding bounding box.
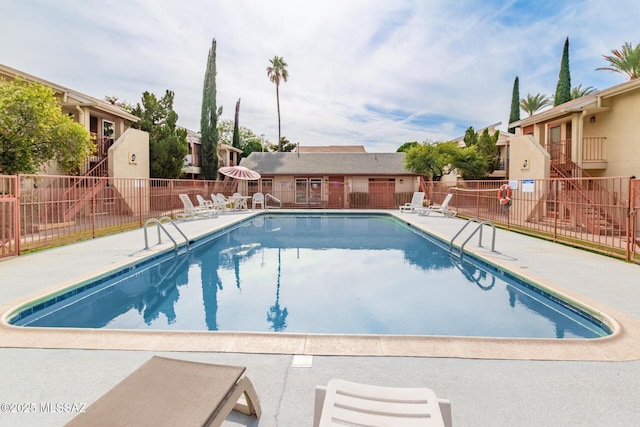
[252,192,265,210]
[314,379,452,427]
[196,194,219,216]
[176,194,214,220]
[399,192,425,213]
[418,193,456,217]
[66,356,261,427]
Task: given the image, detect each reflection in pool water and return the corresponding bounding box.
[11,214,610,338]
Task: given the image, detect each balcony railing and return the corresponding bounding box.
[582,137,606,162]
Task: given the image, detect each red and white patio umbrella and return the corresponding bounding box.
[218,165,261,180]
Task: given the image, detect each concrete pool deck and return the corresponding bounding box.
[1,210,640,426]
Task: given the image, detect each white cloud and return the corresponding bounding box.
[2,0,640,152]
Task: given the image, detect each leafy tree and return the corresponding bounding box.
[217,119,267,157]
[476,128,500,172]
[242,139,264,156]
[397,141,419,152]
[508,76,520,133]
[461,127,499,175]
[266,56,289,151]
[269,136,296,152]
[520,93,552,116]
[130,90,188,178]
[570,85,596,99]
[201,39,219,179]
[596,42,640,80]
[0,78,94,175]
[451,145,489,180]
[217,120,235,145]
[104,95,135,113]
[404,140,458,181]
[554,37,572,106]
[463,126,478,147]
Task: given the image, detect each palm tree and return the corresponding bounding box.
[570,84,597,100]
[596,42,640,80]
[520,93,552,117]
[266,56,289,152]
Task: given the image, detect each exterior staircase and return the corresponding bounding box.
[547,141,624,236]
[62,157,110,221]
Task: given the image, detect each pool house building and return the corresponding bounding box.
[239,152,425,209]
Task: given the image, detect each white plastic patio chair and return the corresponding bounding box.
[418,193,456,217]
[314,379,452,427]
[399,192,425,213]
[252,192,265,210]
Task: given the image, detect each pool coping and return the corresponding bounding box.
[2,210,640,361]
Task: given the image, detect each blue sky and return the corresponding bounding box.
[1,0,639,152]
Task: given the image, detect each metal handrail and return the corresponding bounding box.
[450,218,496,260]
[144,216,189,252]
[265,193,282,210]
[450,257,496,290]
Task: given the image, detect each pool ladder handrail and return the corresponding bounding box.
[144,216,190,253]
[265,193,282,210]
[449,256,496,290]
[155,250,191,291]
[450,218,496,260]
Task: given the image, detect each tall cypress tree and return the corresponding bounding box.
[508,76,520,133]
[554,37,572,106]
[200,39,219,180]
[232,98,241,150]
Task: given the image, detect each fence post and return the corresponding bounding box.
[90,182,96,239]
[626,176,632,261]
[139,179,143,228]
[553,179,558,242]
[15,175,21,255]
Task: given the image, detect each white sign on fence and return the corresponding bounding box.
[522,179,535,193]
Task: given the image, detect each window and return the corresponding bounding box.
[248,178,273,195]
[103,120,115,142]
[261,178,273,194]
[295,179,308,204]
[295,178,323,204]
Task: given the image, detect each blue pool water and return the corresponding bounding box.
[11,214,610,338]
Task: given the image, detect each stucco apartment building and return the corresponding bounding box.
[1,63,241,180]
[0,63,149,180]
[509,78,640,182]
[507,78,640,241]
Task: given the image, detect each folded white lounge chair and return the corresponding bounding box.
[399,191,425,213]
[176,194,215,220]
[67,356,261,427]
[418,193,456,217]
[314,379,452,427]
[196,194,219,216]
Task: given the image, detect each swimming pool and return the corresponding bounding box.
[10,213,610,338]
